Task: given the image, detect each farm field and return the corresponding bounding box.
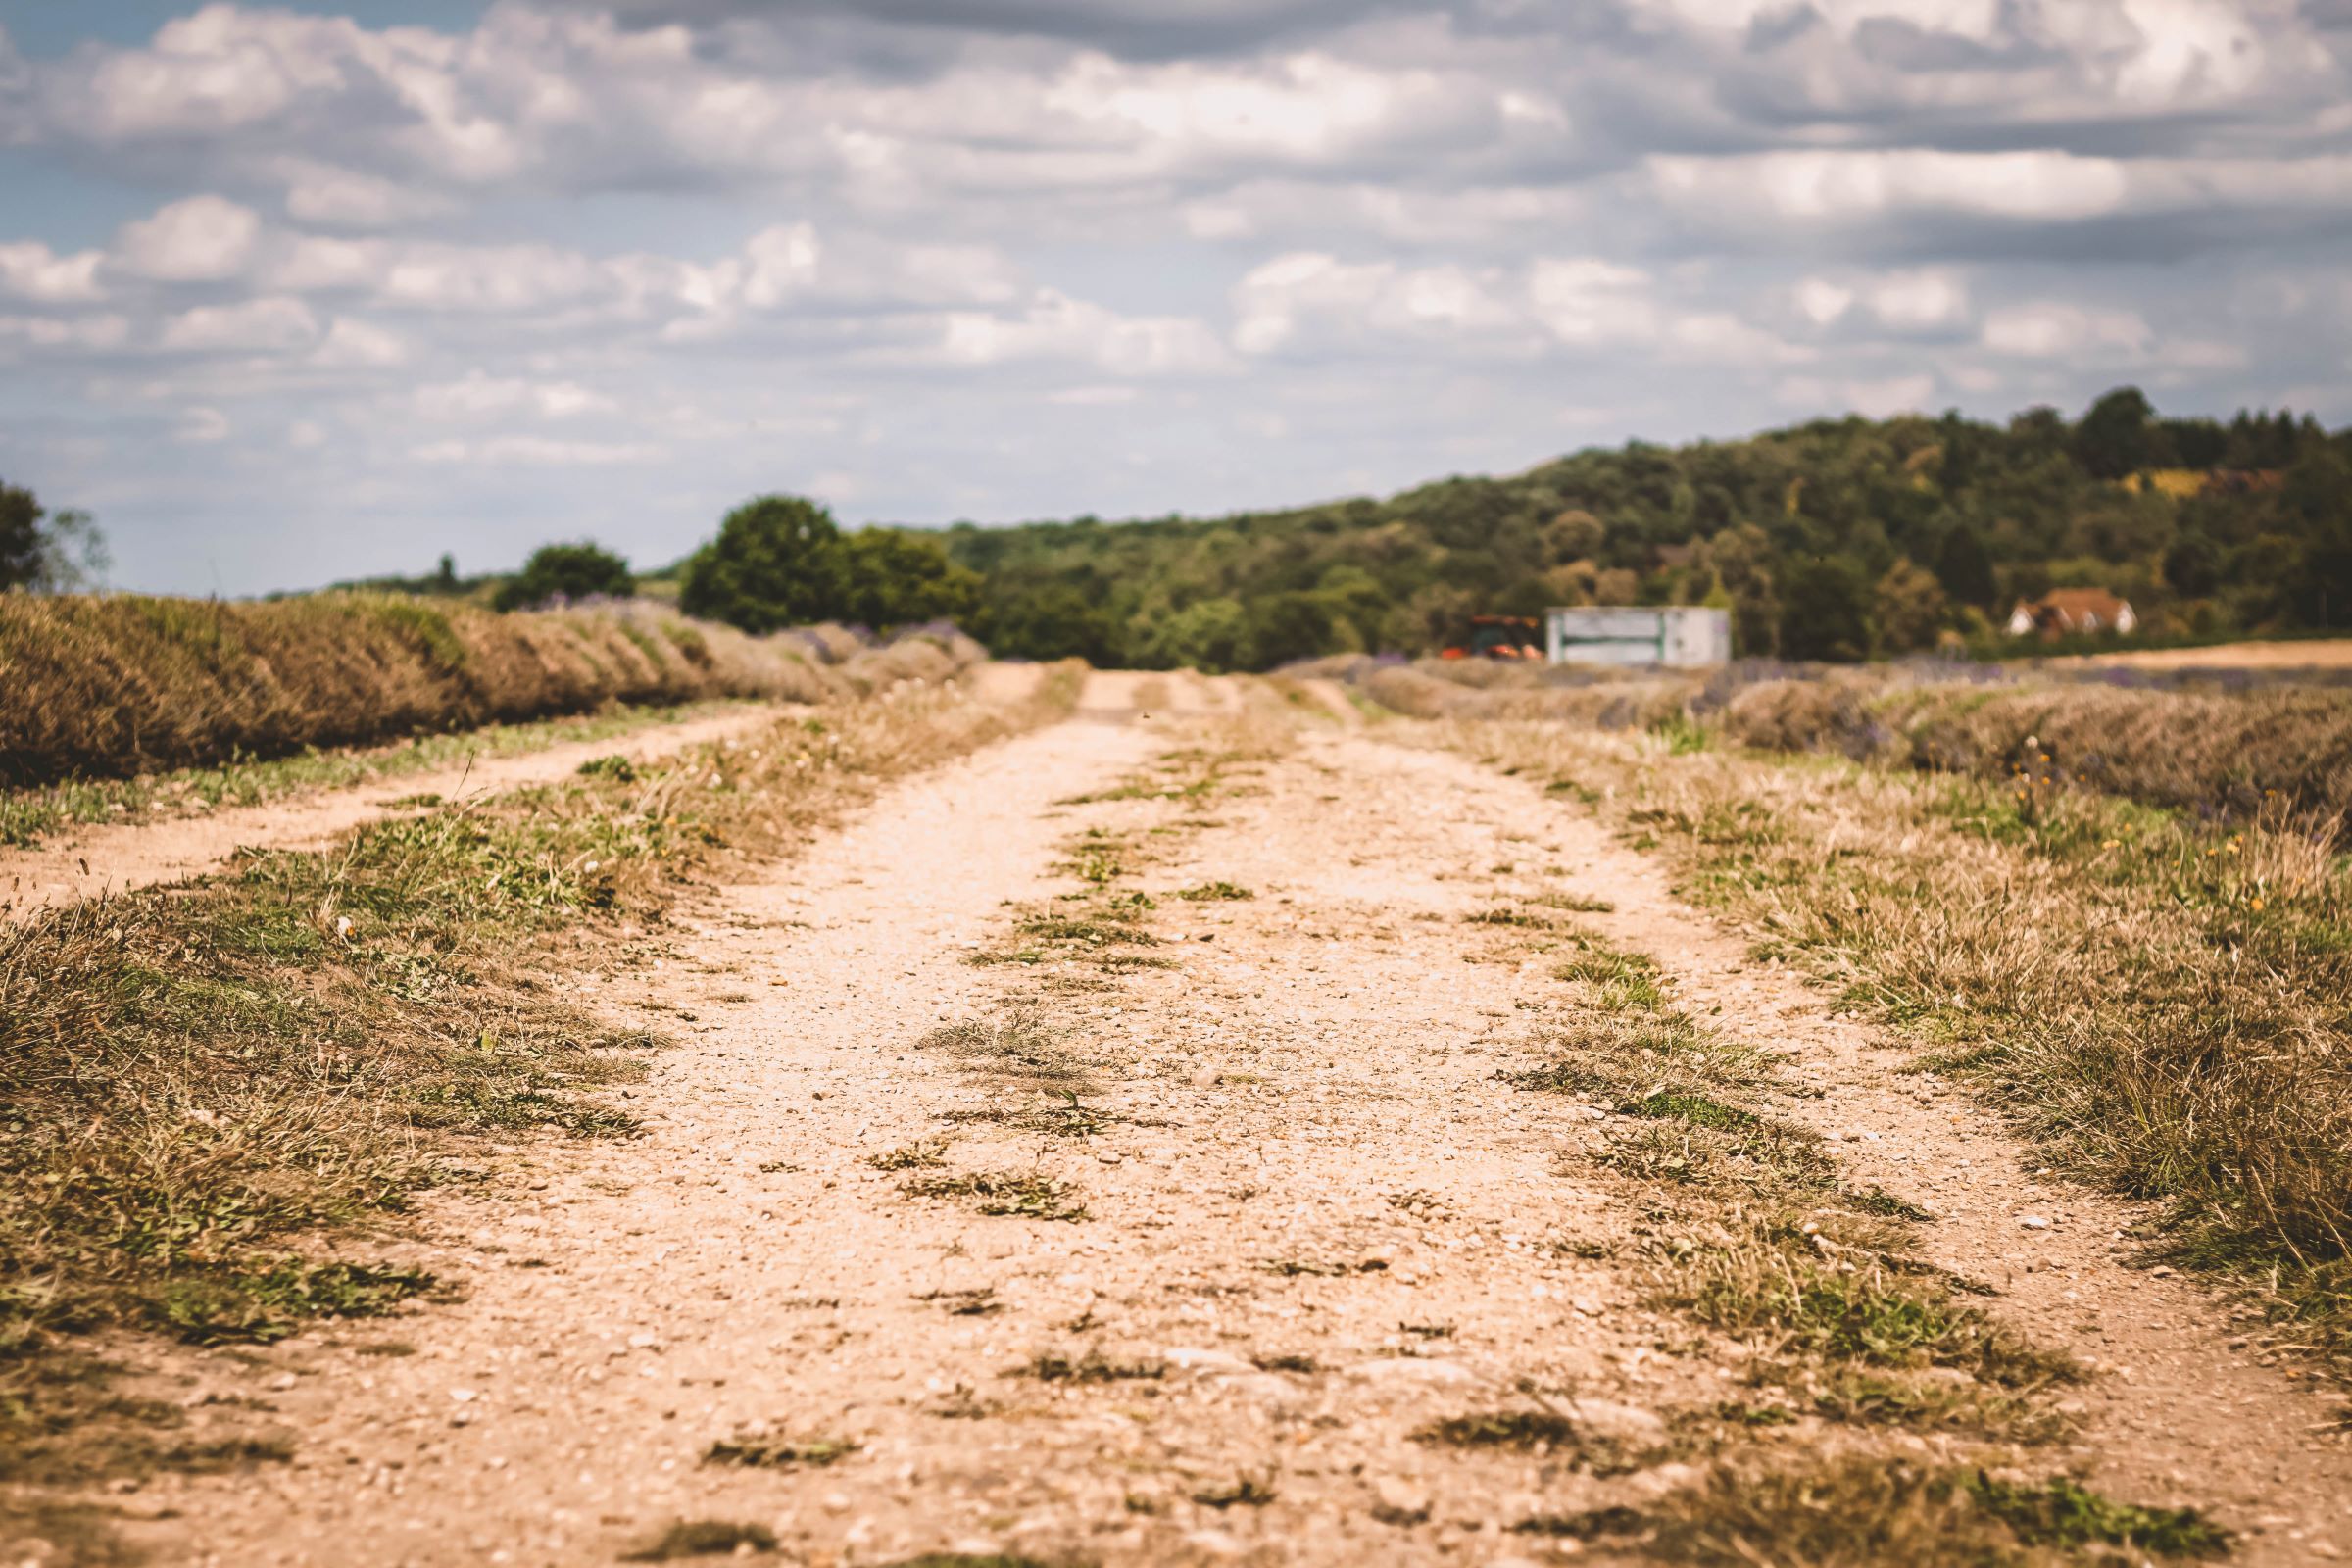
[2051,638,2352,670]
[4,666,2349,1567]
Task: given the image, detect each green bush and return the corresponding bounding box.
[492,542,634,612]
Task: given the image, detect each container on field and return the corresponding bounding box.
[1544,606,1731,668]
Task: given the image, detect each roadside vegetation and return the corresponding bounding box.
[1325,656,2352,830]
[0,591,980,785]
[0,697,757,849]
[0,662,1083,1487]
[1382,676,2352,1371]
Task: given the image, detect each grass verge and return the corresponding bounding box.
[1439,708,2352,1367]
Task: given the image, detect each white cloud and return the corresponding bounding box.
[313,316,408,367]
[1235,252,1527,356]
[412,435,662,465]
[0,313,131,352]
[1868,270,1971,332]
[1794,278,1854,326]
[1776,372,1938,418]
[414,371,613,419]
[160,295,319,353]
[114,195,265,281]
[1982,301,2153,359]
[1651,150,2133,224]
[175,405,231,442]
[0,242,106,303]
[938,290,1230,375]
[1527,258,1656,347]
[274,159,457,229]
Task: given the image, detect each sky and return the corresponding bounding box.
[1,1,2348,595]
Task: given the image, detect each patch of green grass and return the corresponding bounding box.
[154,1262,434,1346]
[1175,881,1253,902]
[917,1011,1092,1090]
[1808,1368,2071,1445]
[1511,1458,2226,1564]
[623,1519,779,1560]
[914,1287,1001,1316]
[1675,1241,2073,1390]
[1192,1474,1277,1509]
[1552,935,1667,1009]
[1017,1351,1164,1383]
[1962,1472,2229,1557]
[865,1139,952,1171]
[1260,1257,1381,1278]
[704,1432,860,1468]
[1014,914,1161,950]
[1413,1409,1577,1449]
[904,1170,1089,1222]
[1596,1118,1839,1194]
[1530,891,1615,913]
[1845,1186,1935,1222]
[1464,907,1554,928]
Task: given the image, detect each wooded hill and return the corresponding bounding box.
[941,389,2352,668]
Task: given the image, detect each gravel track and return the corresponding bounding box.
[92,681,2352,1566]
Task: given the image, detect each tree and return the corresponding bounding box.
[1931,518,1997,609]
[679,495,845,633]
[1543,508,1605,563]
[835,529,982,629]
[2279,447,2352,628]
[2163,532,2220,597]
[1777,553,1874,662]
[493,541,634,611]
[1,480,107,593]
[983,582,1121,663]
[1873,558,1947,654]
[2073,386,2155,480]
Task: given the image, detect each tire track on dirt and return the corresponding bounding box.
[119,690,1156,1566]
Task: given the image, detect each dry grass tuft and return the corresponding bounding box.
[1516,1457,2228,1563]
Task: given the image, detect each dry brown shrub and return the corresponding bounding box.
[1365,664,1472,718]
[0,594,982,786]
[1883,682,2352,824]
[1721,677,1876,756]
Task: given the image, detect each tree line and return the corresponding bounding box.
[936,387,2352,666]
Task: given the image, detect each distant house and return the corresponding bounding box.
[2005,589,2138,639]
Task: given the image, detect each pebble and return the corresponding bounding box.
[2019,1215,2051,1230]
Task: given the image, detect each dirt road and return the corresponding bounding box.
[0,706,791,925]
[100,678,2352,1565]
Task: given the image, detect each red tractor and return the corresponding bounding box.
[1440,613,1544,661]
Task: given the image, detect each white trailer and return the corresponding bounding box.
[1544,606,1732,668]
